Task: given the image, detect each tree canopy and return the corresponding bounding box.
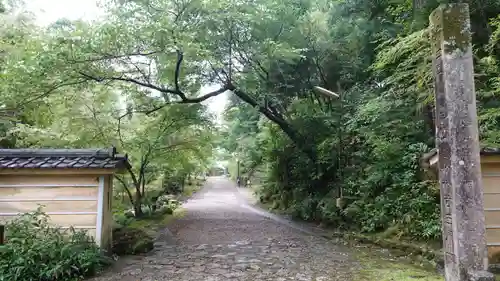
[2,0,500,238]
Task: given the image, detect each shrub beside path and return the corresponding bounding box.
[90,177,442,281]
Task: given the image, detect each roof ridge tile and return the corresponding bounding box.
[0,147,130,170]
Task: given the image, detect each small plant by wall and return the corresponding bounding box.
[0,208,109,281]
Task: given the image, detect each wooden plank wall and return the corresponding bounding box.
[428,161,500,264]
[0,174,100,242]
[482,163,500,263]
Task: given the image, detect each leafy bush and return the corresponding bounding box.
[0,208,109,281]
[111,227,154,256]
[111,192,180,256]
[155,195,180,210]
[161,176,184,194]
[113,212,135,228]
[317,197,343,226]
[253,106,441,241]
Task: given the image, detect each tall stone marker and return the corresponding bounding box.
[430,4,494,281]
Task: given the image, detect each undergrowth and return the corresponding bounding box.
[0,208,109,281]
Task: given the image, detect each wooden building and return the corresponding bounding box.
[422,148,500,263]
[0,147,130,251]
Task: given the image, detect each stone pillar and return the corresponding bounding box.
[430,4,494,281]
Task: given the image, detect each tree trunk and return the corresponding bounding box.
[134,188,143,217]
[181,175,186,192]
[115,175,135,206]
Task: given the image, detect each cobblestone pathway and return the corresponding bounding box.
[92,177,360,281]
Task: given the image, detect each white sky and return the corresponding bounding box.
[28,0,105,25]
[27,0,229,121]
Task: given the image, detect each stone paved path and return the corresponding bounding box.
[91,177,360,281]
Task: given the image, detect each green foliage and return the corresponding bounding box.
[111,192,181,256]
[1,0,500,246]
[0,208,109,281]
[219,0,500,242]
[111,227,154,256]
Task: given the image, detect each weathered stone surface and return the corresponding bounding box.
[467,270,495,281]
[89,178,359,281]
[430,3,493,281]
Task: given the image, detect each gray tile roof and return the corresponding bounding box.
[0,147,130,169]
[421,147,500,164]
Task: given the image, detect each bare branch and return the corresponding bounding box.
[79,48,229,114]
[173,0,192,22]
[142,85,230,115]
[115,175,135,205]
[206,60,229,83]
[13,79,88,110]
[273,23,284,41]
[83,103,109,143]
[231,36,269,78]
[230,85,317,161]
[233,48,268,81]
[174,50,184,95]
[69,50,163,64]
[78,71,178,95]
[126,164,141,196]
[126,56,153,83]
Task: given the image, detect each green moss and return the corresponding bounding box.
[131,238,154,254]
[112,227,154,256]
[430,4,472,54]
[354,264,443,281]
[120,208,183,243]
[112,208,186,256]
[353,250,443,281]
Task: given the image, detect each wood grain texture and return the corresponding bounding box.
[0,214,97,227]
[0,200,97,213]
[487,228,500,243]
[488,246,500,263]
[481,176,500,194]
[0,175,99,185]
[0,186,98,200]
[485,210,500,226]
[484,194,500,209]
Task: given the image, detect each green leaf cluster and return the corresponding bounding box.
[0,208,109,281]
[2,0,500,243]
[219,0,500,241]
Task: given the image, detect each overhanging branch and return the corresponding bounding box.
[78,48,230,116]
[142,86,230,115]
[174,50,183,95]
[13,78,89,111]
[69,50,163,64]
[78,71,178,95]
[230,86,317,161]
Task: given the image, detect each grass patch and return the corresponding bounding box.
[353,250,443,281]
[355,264,443,281]
[128,207,186,236]
[347,236,500,281]
[112,208,187,255]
